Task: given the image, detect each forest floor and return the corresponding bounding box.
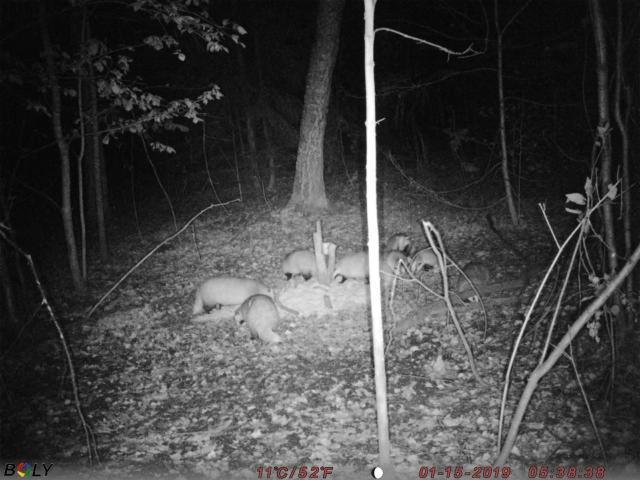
[2,163,639,479]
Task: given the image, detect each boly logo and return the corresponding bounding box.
[16,464,31,478]
[3,463,53,477]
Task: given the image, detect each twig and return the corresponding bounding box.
[567,341,606,460]
[496,239,640,464]
[422,221,483,383]
[0,230,99,464]
[201,119,227,212]
[451,261,488,337]
[87,200,239,317]
[387,151,505,211]
[497,181,621,454]
[538,203,561,249]
[128,156,143,242]
[139,133,177,231]
[375,27,479,57]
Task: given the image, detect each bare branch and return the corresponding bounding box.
[375,27,481,57]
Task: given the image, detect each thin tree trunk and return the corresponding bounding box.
[0,241,17,325]
[77,7,87,278]
[0,179,17,324]
[590,0,618,274]
[287,0,345,213]
[234,107,248,195]
[263,119,276,192]
[139,134,177,231]
[364,0,393,474]
[83,79,97,225]
[38,1,84,292]
[77,73,87,279]
[230,110,244,201]
[494,0,518,225]
[235,46,261,194]
[100,141,110,222]
[613,0,632,299]
[83,15,108,259]
[253,29,276,192]
[89,66,108,260]
[244,112,261,192]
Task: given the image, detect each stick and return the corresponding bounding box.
[0,230,99,464]
[87,200,239,317]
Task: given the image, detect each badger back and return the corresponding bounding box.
[282,250,317,280]
[387,234,412,255]
[234,294,281,343]
[333,251,369,281]
[193,277,270,315]
[410,248,439,273]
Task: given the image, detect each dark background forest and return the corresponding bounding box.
[2,0,626,261]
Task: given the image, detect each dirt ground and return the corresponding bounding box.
[2,174,639,479]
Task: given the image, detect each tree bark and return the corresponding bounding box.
[323,93,341,176]
[0,180,18,324]
[77,77,87,279]
[38,1,84,292]
[613,0,632,298]
[89,64,108,260]
[494,0,519,225]
[77,9,87,279]
[253,29,276,192]
[244,111,261,192]
[589,0,618,274]
[263,119,276,192]
[0,240,17,325]
[100,140,110,221]
[287,0,345,213]
[234,44,261,194]
[83,79,96,224]
[363,0,393,473]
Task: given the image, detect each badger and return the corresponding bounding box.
[234,294,282,343]
[387,233,412,256]
[380,250,409,290]
[410,247,440,273]
[455,262,490,297]
[333,251,369,283]
[282,250,317,281]
[333,250,409,288]
[192,277,270,315]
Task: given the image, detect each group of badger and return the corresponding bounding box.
[192,234,440,344]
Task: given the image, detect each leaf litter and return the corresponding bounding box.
[4,181,639,479]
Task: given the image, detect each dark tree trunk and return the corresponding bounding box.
[0,240,17,325]
[244,111,261,192]
[253,28,276,192]
[100,142,110,222]
[323,93,341,176]
[38,1,84,292]
[83,78,96,224]
[85,100,109,226]
[287,0,345,213]
[236,46,261,194]
[495,0,519,225]
[590,0,618,274]
[263,119,276,192]
[89,69,108,260]
[613,0,632,298]
[0,179,17,325]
